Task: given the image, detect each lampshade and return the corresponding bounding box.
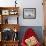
[13,28,17,32]
[15,0,17,7]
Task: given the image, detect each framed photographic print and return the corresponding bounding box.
[9,9,18,15]
[23,8,36,19]
[8,16,18,24]
[2,10,9,15]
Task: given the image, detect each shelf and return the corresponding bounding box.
[2,40,19,43]
[0,24,20,32]
[0,7,19,24]
[1,15,19,24]
[0,7,20,46]
[2,40,19,46]
[0,7,19,9]
[0,7,19,16]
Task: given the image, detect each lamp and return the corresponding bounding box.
[13,28,18,41]
[15,0,17,7]
[14,28,17,32]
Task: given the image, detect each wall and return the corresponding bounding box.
[0,0,44,26]
[0,0,44,45]
[18,0,44,26]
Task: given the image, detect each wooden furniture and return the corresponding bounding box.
[0,7,20,46]
[43,0,46,27]
[44,29,46,46]
[0,41,2,46]
[43,0,46,46]
[0,7,19,24]
[2,40,19,46]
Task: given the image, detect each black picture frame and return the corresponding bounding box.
[23,8,36,19]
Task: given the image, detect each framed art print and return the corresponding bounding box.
[23,8,36,19]
[2,10,9,15]
[8,16,18,24]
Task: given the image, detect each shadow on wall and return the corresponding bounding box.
[18,26,44,44]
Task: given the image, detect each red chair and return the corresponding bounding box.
[21,28,41,46]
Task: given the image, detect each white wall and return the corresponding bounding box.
[18,0,44,26]
[0,0,44,26]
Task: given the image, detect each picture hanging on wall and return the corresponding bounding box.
[23,8,36,19]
